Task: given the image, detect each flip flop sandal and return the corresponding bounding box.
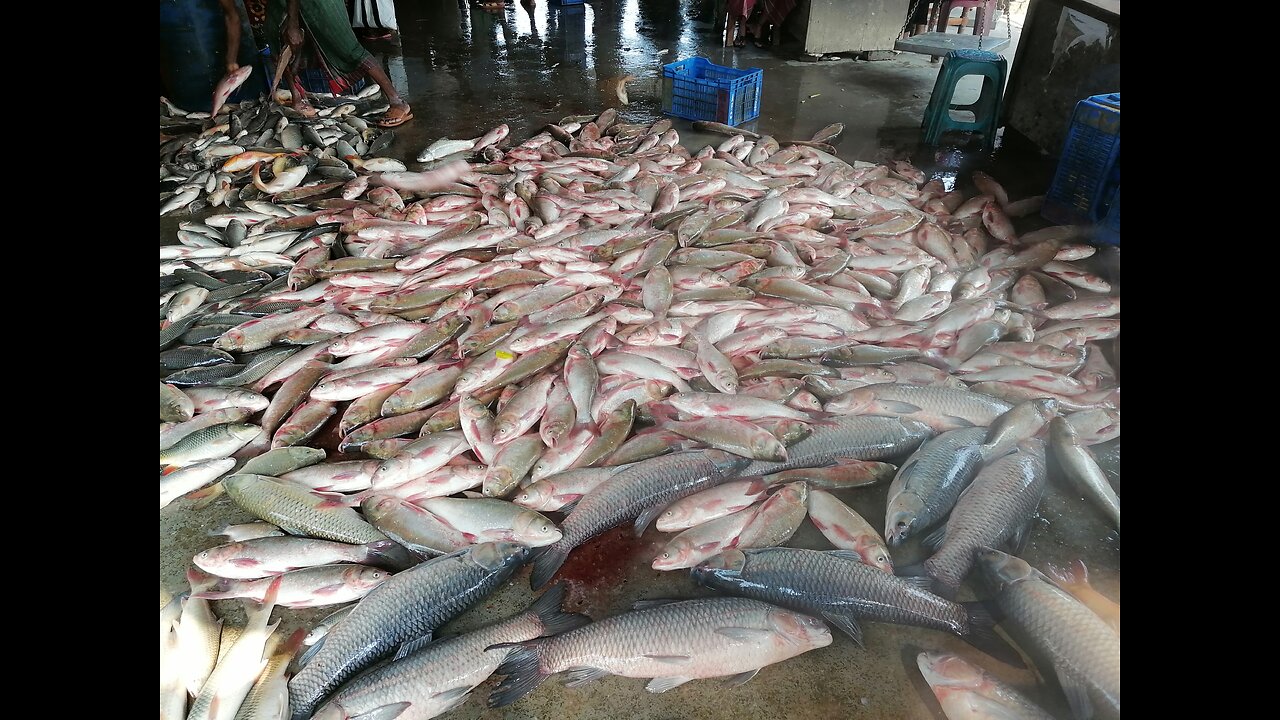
[375,111,413,128]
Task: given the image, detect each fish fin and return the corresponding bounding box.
[529,583,591,636]
[429,686,471,713]
[898,575,934,592]
[185,566,221,593]
[942,415,977,428]
[557,497,582,514]
[714,627,775,643]
[1055,664,1095,720]
[645,676,693,693]
[488,640,551,707]
[292,634,325,672]
[920,524,947,551]
[461,490,486,498]
[563,666,611,687]
[960,601,1024,668]
[393,632,434,661]
[634,503,669,536]
[528,545,570,590]
[820,612,864,647]
[190,482,226,509]
[350,702,413,720]
[631,598,683,610]
[878,400,924,414]
[823,550,865,564]
[1007,520,1034,555]
[365,539,416,572]
[642,654,693,664]
[724,668,759,687]
[895,562,927,578]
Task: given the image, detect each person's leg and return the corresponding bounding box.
[358,55,411,123]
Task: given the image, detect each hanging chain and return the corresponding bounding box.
[903,0,925,36]
[978,0,1014,51]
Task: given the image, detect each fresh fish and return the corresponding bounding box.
[418,497,561,546]
[740,415,933,476]
[805,489,892,573]
[736,482,807,548]
[513,466,622,512]
[916,651,1056,720]
[240,447,327,476]
[760,458,897,489]
[361,494,471,557]
[693,548,1014,661]
[186,577,281,720]
[529,450,750,588]
[211,522,285,542]
[160,423,262,468]
[979,550,1120,719]
[651,504,759,571]
[918,449,1047,596]
[224,474,390,545]
[883,427,989,546]
[664,417,787,461]
[161,382,194,423]
[311,585,587,720]
[1050,417,1120,531]
[176,583,223,696]
[825,384,1012,432]
[656,477,769,532]
[211,65,254,118]
[192,564,389,608]
[487,597,830,705]
[194,536,403,579]
[287,543,529,719]
[160,458,235,509]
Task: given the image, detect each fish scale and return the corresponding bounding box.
[490,597,829,706]
[883,426,989,546]
[923,450,1047,594]
[529,450,750,589]
[223,474,388,545]
[981,550,1120,717]
[287,542,528,720]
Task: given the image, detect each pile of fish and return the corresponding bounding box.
[160,85,401,218]
[161,102,1120,720]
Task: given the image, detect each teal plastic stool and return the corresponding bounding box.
[921,49,1008,151]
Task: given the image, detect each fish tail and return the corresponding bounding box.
[365,539,417,571]
[528,545,569,590]
[528,583,591,636]
[960,601,1024,668]
[1044,558,1087,590]
[487,639,552,707]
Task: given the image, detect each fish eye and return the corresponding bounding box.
[662,552,670,559]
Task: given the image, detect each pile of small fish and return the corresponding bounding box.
[160,85,401,218]
[161,102,1120,720]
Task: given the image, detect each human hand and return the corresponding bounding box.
[285,23,304,52]
[226,61,241,76]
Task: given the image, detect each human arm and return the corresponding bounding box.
[217,0,242,75]
[285,0,304,53]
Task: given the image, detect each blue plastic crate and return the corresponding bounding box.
[661,57,763,126]
[259,46,367,97]
[1043,93,1120,226]
[550,0,584,5]
[1095,186,1120,245]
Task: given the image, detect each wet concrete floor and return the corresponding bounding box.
[161,2,1118,718]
